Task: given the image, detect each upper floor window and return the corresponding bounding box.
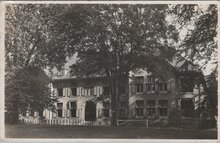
[71,88,77,96]
[135,76,144,93]
[81,87,94,96]
[158,83,167,92]
[58,88,63,97]
[136,84,143,92]
[103,86,110,95]
[147,83,155,92]
[147,76,155,83]
[146,76,155,92]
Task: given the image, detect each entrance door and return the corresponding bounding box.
[181,99,195,117]
[85,101,96,121]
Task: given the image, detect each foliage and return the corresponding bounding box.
[5,4,69,69]
[5,4,67,122]
[55,4,179,125]
[170,4,218,69]
[168,108,182,126]
[171,4,218,128]
[5,66,55,123]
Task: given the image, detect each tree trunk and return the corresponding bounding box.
[110,77,119,126]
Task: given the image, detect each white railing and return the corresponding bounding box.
[117,119,149,127]
[19,118,110,126]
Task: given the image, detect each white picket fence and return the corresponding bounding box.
[19,118,111,126]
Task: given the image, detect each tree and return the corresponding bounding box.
[5,66,54,123]
[170,4,217,69]
[5,4,71,70]
[55,4,178,125]
[170,4,218,127]
[5,4,70,123]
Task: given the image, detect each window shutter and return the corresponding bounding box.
[54,89,58,97]
[66,88,70,97]
[53,111,57,118]
[80,87,82,96]
[109,109,112,117]
[67,109,70,118]
[100,86,103,95]
[77,87,80,96]
[63,88,66,97]
[84,88,87,96]
[98,109,102,117]
[88,89,91,96]
[62,109,65,117]
[130,84,135,93]
[94,86,97,95]
[66,102,69,109]
[76,109,79,118]
[97,86,100,97]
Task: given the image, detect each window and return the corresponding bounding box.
[58,88,63,97]
[147,100,155,117]
[158,83,167,92]
[39,110,43,117]
[69,101,77,117]
[136,84,143,92]
[147,83,155,92]
[57,103,63,117]
[146,76,156,92]
[71,88,77,96]
[135,100,144,117]
[118,101,126,117]
[159,100,168,117]
[147,76,155,83]
[103,86,110,95]
[135,76,144,93]
[103,101,110,117]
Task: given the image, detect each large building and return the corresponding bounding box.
[20,58,206,126]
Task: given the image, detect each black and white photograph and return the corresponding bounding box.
[1,1,218,141]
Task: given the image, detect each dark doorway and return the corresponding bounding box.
[181,99,195,117]
[85,101,96,121]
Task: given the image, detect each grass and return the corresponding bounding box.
[5,124,217,139]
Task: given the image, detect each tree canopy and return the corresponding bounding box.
[54,4,179,125]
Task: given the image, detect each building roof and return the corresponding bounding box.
[168,54,201,72]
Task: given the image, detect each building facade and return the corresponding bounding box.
[20,61,205,126]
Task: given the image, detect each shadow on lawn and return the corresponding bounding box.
[5,124,218,139]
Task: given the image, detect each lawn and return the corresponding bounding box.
[5,124,217,139]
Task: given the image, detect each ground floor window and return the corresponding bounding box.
[57,103,63,117]
[147,100,155,117]
[103,109,110,117]
[69,101,77,117]
[103,101,110,117]
[135,100,144,117]
[159,100,168,117]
